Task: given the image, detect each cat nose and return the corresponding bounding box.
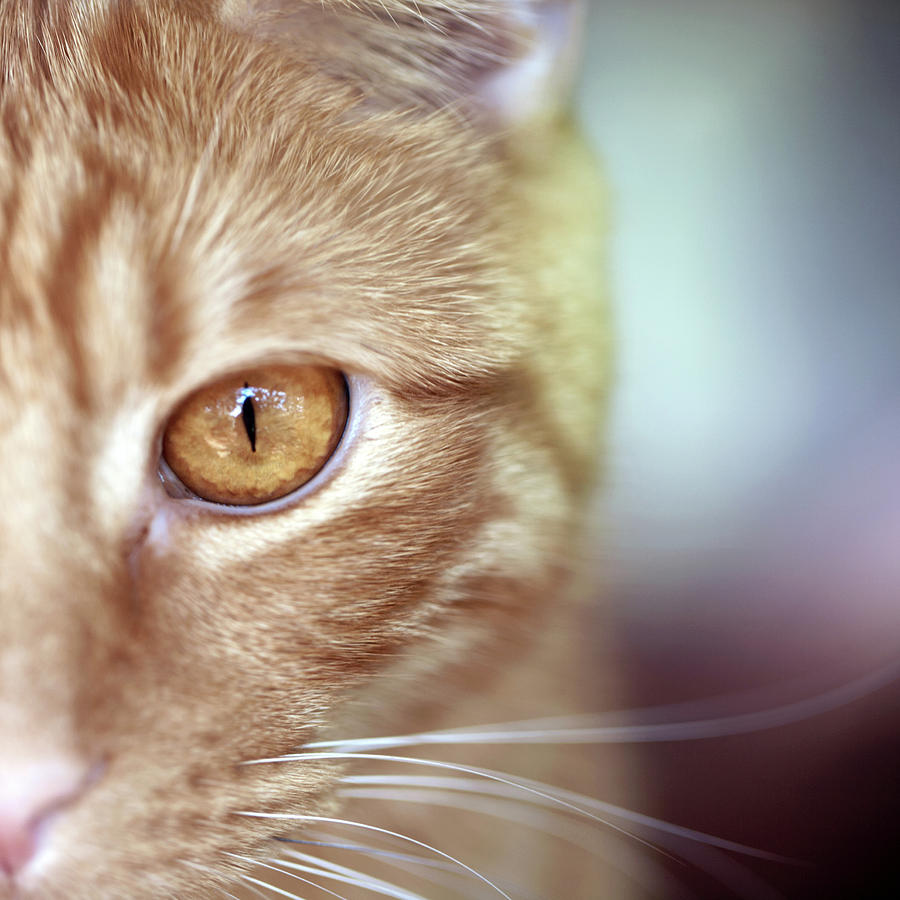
[0,758,97,879]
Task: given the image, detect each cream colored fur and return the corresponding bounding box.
[0,1,623,897]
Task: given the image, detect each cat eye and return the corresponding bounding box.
[161,365,348,506]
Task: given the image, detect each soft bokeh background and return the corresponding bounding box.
[577,2,900,897]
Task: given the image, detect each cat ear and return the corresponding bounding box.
[476,1,587,124]
[218,0,586,125]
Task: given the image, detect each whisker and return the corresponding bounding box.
[298,820,688,900]
[338,783,607,855]
[276,837,460,872]
[243,747,799,898]
[336,787,667,899]
[339,773,801,864]
[279,839,478,900]
[274,851,429,900]
[226,854,350,900]
[243,751,668,860]
[338,782,784,900]
[237,870,309,900]
[235,811,513,899]
[301,658,900,752]
[509,777,802,866]
[665,839,787,900]
[305,718,631,752]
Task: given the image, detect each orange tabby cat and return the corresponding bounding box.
[0,2,618,897]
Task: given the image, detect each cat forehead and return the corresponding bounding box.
[0,4,520,407]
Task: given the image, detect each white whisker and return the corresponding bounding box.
[338,787,640,897]
[279,835,462,874]
[666,839,787,900]
[338,784,607,855]
[301,658,900,752]
[339,773,800,864]
[339,782,785,900]
[306,722,627,752]
[243,751,667,860]
[283,837,479,899]
[275,851,429,900]
[237,870,308,900]
[225,854,350,900]
[235,811,512,899]
[325,795,693,900]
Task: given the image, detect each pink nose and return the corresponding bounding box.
[0,759,94,879]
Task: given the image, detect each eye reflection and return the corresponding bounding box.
[240,382,257,453]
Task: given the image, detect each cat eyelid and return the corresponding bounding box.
[156,374,367,517]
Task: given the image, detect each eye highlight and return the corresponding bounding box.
[162,365,348,506]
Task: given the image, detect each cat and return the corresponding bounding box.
[0,2,619,898]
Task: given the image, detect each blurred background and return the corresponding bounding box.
[577,2,900,897]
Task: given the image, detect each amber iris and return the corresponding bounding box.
[163,365,348,505]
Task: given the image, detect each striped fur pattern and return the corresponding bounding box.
[0,1,612,897]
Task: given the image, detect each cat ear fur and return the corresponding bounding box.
[218,0,585,125]
[476,1,586,124]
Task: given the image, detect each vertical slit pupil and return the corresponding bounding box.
[241,382,257,452]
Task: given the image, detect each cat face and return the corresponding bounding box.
[0,2,605,897]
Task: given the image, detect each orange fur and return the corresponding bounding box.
[0,2,617,897]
